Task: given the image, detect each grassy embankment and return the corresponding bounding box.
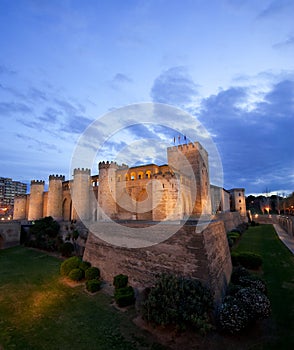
[233,224,294,349]
[1,224,293,349]
[0,247,163,350]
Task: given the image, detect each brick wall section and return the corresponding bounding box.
[83,220,232,304]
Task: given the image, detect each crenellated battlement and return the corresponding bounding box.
[30,180,45,185]
[167,141,203,152]
[49,174,65,181]
[99,161,119,170]
[73,168,91,175]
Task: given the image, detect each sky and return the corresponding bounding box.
[0,0,293,196]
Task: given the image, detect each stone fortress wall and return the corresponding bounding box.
[15,141,240,223]
[12,141,247,302]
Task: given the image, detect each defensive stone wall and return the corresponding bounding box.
[213,211,245,232]
[83,220,232,304]
[0,222,21,249]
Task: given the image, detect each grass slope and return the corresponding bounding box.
[0,247,163,350]
[233,224,294,349]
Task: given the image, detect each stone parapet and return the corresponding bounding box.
[49,174,65,181]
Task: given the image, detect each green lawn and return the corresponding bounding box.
[233,224,294,349]
[0,247,163,350]
[1,226,294,350]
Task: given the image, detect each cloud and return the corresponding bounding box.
[199,77,294,193]
[112,73,132,84]
[62,115,92,134]
[0,64,16,75]
[273,36,294,49]
[28,87,48,101]
[151,66,198,106]
[0,102,33,116]
[257,0,294,18]
[15,133,61,153]
[38,107,62,124]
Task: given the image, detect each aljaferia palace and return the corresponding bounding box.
[12,141,247,223]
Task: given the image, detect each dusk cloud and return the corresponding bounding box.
[151,66,198,106]
[0,102,33,116]
[199,78,294,192]
[257,0,294,18]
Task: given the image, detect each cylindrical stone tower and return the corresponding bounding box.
[71,168,90,221]
[47,174,65,220]
[98,161,118,220]
[13,195,27,220]
[28,180,45,221]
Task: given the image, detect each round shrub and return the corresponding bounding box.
[114,286,135,307]
[231,266,251,284]
[237,251,263,269]
[85,267,100,280]
[218,296,249,333]
[60,242,74,257]
[79,261,91,272]
[238,275,267,294]
[68,268,84,281]
[86,279,101,293]
[60,256,81,276]
[230,228,241,234]
[235,287,271,319]
[113,274,128,289]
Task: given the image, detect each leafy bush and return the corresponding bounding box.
[79,261,91,272]
[231,266,250,283]
[218,267,271,334]
[227,232,240,246]
[114,286,135,307]
[60,256,81,276]
[86,279,101,293]
[27,216,62,252]
[238,275,267,294]
[59,242,74,257]
[142,273,213,333]
[235,287,271,319]
[233,251,263,269]
[230,228,241,234]
[68,268,84,281]
[85,267,100,280]
[113,274,128,289]
[218,296,249,333]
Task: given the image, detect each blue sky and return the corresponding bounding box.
[0,0,293,195]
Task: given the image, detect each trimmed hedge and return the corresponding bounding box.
[68,268,84,281]
[231,251,263,269]
[60,256,81,276]
[86,279,101,293]
[79,261,91,272]
[114,286,135,307]
[113,274,128,289]
[85,267,100,281]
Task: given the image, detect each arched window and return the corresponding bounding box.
[138,171,144,180]
[131,172,136,180]
[145,170,151,179]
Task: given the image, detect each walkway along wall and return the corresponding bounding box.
[83,220,232,304]
[279,216,294,237]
